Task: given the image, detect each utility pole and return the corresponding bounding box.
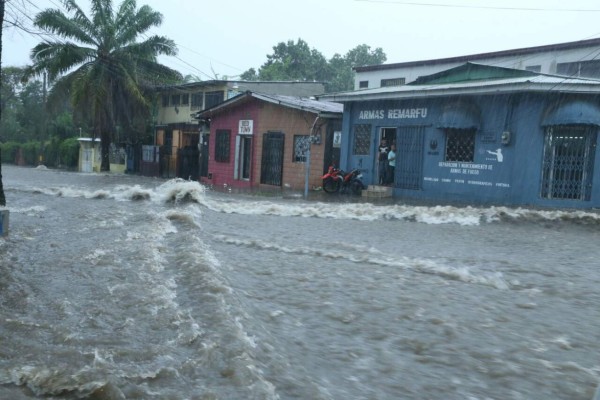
[0,0,7,206]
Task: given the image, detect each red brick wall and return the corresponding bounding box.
[205,98,332,191]
[256,102,326,190]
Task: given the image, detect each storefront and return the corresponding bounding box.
[321,63,600,208]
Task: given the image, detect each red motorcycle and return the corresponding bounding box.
[322,166,365,195]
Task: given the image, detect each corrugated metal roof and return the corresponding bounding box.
[195,91,342,118]
[319,74,600,103]
[251,92,343,113]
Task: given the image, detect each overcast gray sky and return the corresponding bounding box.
[4,0,600,79]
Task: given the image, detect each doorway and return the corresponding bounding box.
[260,132,284,186]
[235,135,252,180]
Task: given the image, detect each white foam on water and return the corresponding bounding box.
[212,234,510,290]
[15,177,600,226]
[202,198,600,226]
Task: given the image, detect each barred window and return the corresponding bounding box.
[205,90,225,109]
[293,135,310,162]
[215,129,231,162]
[191,93,203,108]
[161,95,169,107]
[359,81,369,89]
[445,129,475,162]
[181,93,189,105]
[541,126,596,201]
[353,124,371,155]
[171,94,181,106]
[381,77,405,87]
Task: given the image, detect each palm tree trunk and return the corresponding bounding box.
[0,0,7,206]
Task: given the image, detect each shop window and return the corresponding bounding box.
[215,129,231,162]
[540,126,596,201]
[353,124,371,155]
[444,129,475,162]
[293,135,310,162]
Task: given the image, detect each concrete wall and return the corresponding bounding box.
[342,93,600,208]
[356,44,600,89]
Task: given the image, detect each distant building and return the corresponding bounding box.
[78,138,127,173]
[320,62,600,209]
[144,81,326,179]
[354,38,600,90]
[194,91,342,191]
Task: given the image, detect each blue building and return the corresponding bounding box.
[320,63,600,209]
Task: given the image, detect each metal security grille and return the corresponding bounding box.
[293,135,310,162]
[215,130,230,162]
[541,126,596,200]
[353,124,371,155]
[445,129,475,162]
[396,126,425,189]
[260,132,284,186]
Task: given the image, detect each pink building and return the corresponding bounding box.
[195,91,342,192]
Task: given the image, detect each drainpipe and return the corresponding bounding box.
[304,115,321,199]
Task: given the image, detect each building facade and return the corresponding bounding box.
[322,63,600,209]
[149,81,326,179]
[354,38,600,91]
[195,92,342,191]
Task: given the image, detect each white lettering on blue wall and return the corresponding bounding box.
[388,108,428,119]
[358,108,428,120]
[359,110,385,119]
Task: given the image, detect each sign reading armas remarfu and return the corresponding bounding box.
[358,108,428,120]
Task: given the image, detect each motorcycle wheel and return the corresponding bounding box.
[323,178,341,193]
[351,181,364,195]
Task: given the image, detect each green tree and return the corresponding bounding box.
[240,40,387,93]
[257,39,330,82]
[26,0,182,171]
[327,44,387,93]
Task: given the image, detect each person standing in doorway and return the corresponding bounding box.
[387,143,396,185]
[378,139,389,185]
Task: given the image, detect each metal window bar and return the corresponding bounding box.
[293,135,310,162]
[353,124,371,155]
[541,126,596,200]
[215,130,231,162]
[445,129,475,162]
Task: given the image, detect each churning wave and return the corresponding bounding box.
[211,233,510,290]
[11,178,600,226]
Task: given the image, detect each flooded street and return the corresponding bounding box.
[1,165,599,399]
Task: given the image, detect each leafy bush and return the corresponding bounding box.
[59,137,80,168]
[42,138,61,167]
[21,142,41,165]
[0,142,21,163]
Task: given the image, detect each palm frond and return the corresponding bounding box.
[34,9,96,47]
[115,4,164,48]
[29,42,96,80]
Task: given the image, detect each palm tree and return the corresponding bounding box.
[26,0,182,171]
